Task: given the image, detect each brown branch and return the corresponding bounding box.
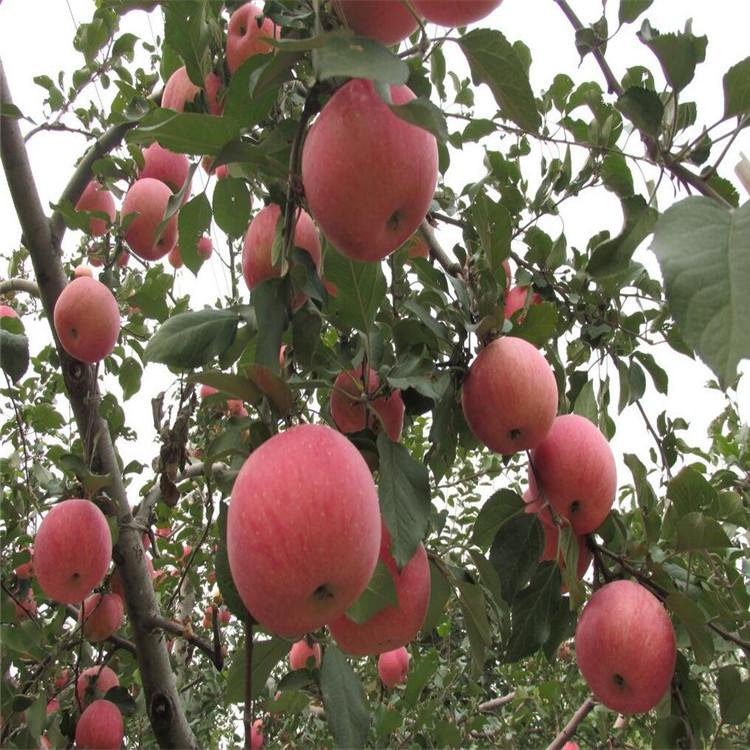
[478,692,516,712]
[64,604,137,656]
[0,278,40,298]
[421,218,464,278]
[144,614,224,671]
[0,55,198,749]
[545,696,597,750]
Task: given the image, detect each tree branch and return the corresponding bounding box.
[421,218,464,278]
[478,692,516,712]
[0,278,40,298]
[144,614,224,672]
[545,696,597,750]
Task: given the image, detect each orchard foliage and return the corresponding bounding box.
[1,1,750,749]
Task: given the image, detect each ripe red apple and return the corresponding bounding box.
[289,640,321,670]
[575,580,676,714]
[46,698,59,716]
[529,414,617,535]
[53,277,120,363]
[241,204,322,293]
[76,666,119,708]
[328,518,430,656]
[78,592,124,642]
[251,718,263,750]
[54,669,70,691]
[333,0,419,46]
[75,181,116,237]
[168,245,183,269]
[301,78,438,263]
[74,265,94,279]
[378,646,410,687]
[197,235,213,260]
[161,66,223,115]
[110,553,155,599]
[330,365,404,441]
[14,547,34,579]
[14,590,37,621]
[227,399,249,418]
[121,178,179,261]
[75,699,124,749]
[412,0,503,26]
[462,336,558,455]
[227,424,381,637]
[219,607,231,625]
[138,142,190,193]
[505,285,541,321]
[226,2,278,74]
[34,499,112,604]
[0,304,19,319]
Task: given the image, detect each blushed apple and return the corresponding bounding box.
[168,245,183,269]
[121,177,179,261]
[34,499,112,604]
[138,142,190,193]
[333,0,419,46]
[227,423,381,636]
[575,580,676,714]
[529,414,617,535]
[412,0,503,26]
[197,235,213,260]
[74,265,94,278]
[78,592,124,642]
[75,699,124,749]
[251,718,263,750]
[161,65,223,115]
[76,666,119,708]
[75,181,116,236]
[14,590,36,621]
[301,78,438,263]
[328,518,430,656]
[0,304,19,319]
[289,640,322,670]
[505,285,541,321]
[226,2,278,74]
[378,646,410,687]
[53,277,120,363]
[462,336,558,455]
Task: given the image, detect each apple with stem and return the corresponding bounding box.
[289,640,322,670]
[75,181,116,237]
[75,699,124,750]
[333,0,419,46]
[226,2,278,74]
[378,646,410,687]
[121,177,179,261]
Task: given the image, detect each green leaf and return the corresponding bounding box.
[455,577,492,675]
[190,371,262,404]
[213,177,251,238]
[129,110,241,156]
[667,591,715,664]
[651,198,750,387]
[388,97,448,143]
[601,151,634,197]
[723,57,750,119]
[667,466,717,516]
[118,357,142,401]
[675,512,732,550]
[637,20,707,93]
[27,403,65,432]
[0,330,29,382]
[252,279,289,374]
[618,0,653,25]
[163,3,210,89]
[377,433,430,569]
[403,649,439,708]
[559,525,586,610]
[103,686,137,717]
[716,666,750,725]
[226,636,289,704]
[320,646,370,750]
[624,453,660,540]
[241,363,294,414]
[471,489,526,549]
[471,193,511,280]
[224,54,279,129]
[177,193,212,275]
[510,302,559,347]
[345,559,398,624]
[574,380,598,423]
[312,31,409,84]
[420,562,452,635]
[145,308,240,368]
[457,29,541,133]
[489,514,545,604]
[216,501,251,621]
[213,140,288,180]
[588,195,658,278]
[616,86,664,136]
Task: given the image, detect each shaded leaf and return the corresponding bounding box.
[389,97,448,142]
[226,636,288,704]
[213,177,251,238]
[216,501,251,621]
[489,514,545,604]
[637,20,707,92]
[129,110,240,156]
[178,193,212,275]
[0,330,29,382]
[717,666,750,725]
[471,489,526,549]
[667,591,715,664]
[252,278,289,374]
[420,561,452,635]
[616,86,664,136]
[455,576,492,675]
[675,512,732,550]
[345,559,398,624]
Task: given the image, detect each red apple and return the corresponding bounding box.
[251,718,263,750]
[161,66,223,115]
[76,666,119,708]
[200,384,219,400]
[53,277,120,363]
[110,553,155,599]
[168,245,183,269]
[333,0,419,46]
[330,365,404,441]
[14,547,34,579]
[0,304,19,319]
[14,590,37,621]
[78,592,124,642]
[121,178,179,261]
[197,235,213,260]
[34,499,112,604]
[289,640,322,670]
[53,669,70,691]
[505,285,541,321]
[328,518,430,656]
[378,646,410,687]
[219,607,231,625]
[301,78,438,263]
[117,250,130,267]
[529,414,617,535]
[575,580,676,714]
[461,336,558,455]
[226,3,278,74]
[227,424,381,637]
[75,181,116,237]
[227,400,248,418]
[74,265,94,278]
[412,0,503,26]
[138,142,190,193]
[75,699,124,749]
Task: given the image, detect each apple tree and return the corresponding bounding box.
[1,1,749,748]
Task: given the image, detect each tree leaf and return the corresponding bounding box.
[637,20,707,93]
[118,357,142,401]
[177,193,212,275]
[675,512,732,550]
[216,501,251,622]
[716,666,750,725]
[667,466,718,516]
[388,97,448,143]
[454,576,492,675]
[129,110,241,156]
[213,177,251,238]
[251,278,289,375]
[651,197,750,387]
[457,29,541,133]
[163,3,210,88]
[241,363,294,414]
[471,193,511,280]
[723,56,750,119]
[320,645,370,750]
[616,86,664,136]
[226,636,289,704]
[145,308,240,368]
[377,432,431,570]
[420,562,452,635]
[190,371,262,404]
[345,559,398,624]
[0,330,29,382]
[489,513,545,604]
[619,0,653,25]
[471,489,526,549]
[510,302,559,347]
[601,151,634,197]
[667,591,715,664]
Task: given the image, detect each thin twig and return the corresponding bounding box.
[545,696,597,750]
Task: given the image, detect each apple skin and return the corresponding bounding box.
[251,718,263,750]
[168,244,183,269]
[197,236,213,260]
[78,592,124,642]
[412,0,503,26]
[34,499,112,605]
[73,265,94,278]
[121,178,179,261]
[462,336,558,455]
[0,304,19,319]
[75,181,116,236]
[289,640,322,670]
[227,423,381,637]
[75,699,124,750]
[333,0,419,46]
[301,78,438,263]
[575,579,676,714]
[242,204,321,290]
[110,554,155,599]
[138,142,190,193]
[76,666,120,708]
[378,646,410,687]
[161,65,223,115]
[14,547,34,579]
[53,277,120,364]
[330,365,404,441]
[226,2,278,74]
[328,518,430,656]
[14,590,37,621]
[529,414,617,535]
[505,285,541,321]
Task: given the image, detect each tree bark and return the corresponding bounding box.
[0,55,198,750]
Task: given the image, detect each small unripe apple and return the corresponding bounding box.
[121,178,179,261]
[138,142,190,193]
[76,666,119,708]
[226,3,278,74]
[412,0,503,26]
[575,580,676,714]
[378,646,410,687]
[333,0,419,46]
[75,699,124,749]
[34,499,112,604]
[162,65,223,115]
[78,592,125,642]
[75,181,116,236]
[289,640,322,670]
